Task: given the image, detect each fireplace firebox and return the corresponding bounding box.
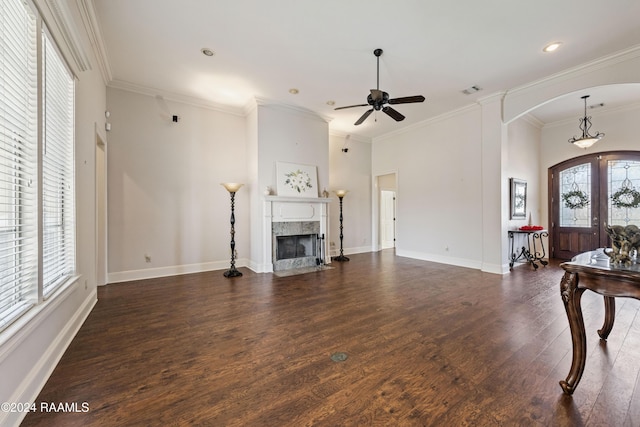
[272,220,321,271]
[276,234,317,260]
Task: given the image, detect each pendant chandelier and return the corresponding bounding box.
[568,95,604,149]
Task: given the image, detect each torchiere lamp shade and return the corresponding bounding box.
[221,182,244,193]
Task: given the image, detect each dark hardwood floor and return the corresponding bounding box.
[21,250,640,426]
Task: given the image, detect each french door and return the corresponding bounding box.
[549,151,640,260]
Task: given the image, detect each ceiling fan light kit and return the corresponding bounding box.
[568,95,604,149]
[335,48,425,126]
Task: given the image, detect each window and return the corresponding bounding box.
[559,163,591,228]
[608,160,640,226]
[0,0,76,332]
[42,32,75,295]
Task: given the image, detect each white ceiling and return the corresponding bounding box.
[92,0,640,139]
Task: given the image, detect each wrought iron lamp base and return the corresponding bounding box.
[223,268,243,278]
[332,255,350,262]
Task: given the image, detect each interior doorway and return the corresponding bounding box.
[96,134,107,285]
[380,190,396,249]
[377,173,397,250]
[549,151,640,260]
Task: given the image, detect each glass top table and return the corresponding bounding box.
[558,248,640,394]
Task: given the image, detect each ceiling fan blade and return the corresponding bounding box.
[354,109,374,125]
[334,103,369,111]
[382,106,405,122]
[370,89,384,101]
[388,95,425,105]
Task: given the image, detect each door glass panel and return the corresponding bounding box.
[559,163,591,227]
[608,160,640,226]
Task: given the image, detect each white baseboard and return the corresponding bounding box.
[107,258,250,283]
[106,252,507,282]
[1,287,96,427]
[395,249,483,271]
[328,245,373,257]
[248,259,273,273]
[484,262,511,275]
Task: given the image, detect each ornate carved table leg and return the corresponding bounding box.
[559,271,587,395]
[598,296,616,339]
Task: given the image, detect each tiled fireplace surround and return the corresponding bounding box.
[263,196,331,272]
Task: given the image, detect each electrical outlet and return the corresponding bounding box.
[145,254,151,263]
[330,241,336,247]
[445,246,449,252]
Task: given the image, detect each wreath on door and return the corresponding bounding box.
[611,186,640,209]
[561,189,590,210]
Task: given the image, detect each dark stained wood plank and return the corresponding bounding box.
[19,251,640,426]
[588,301,640,426]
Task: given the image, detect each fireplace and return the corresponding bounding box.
[272,220,320,271]
[262,196,330,273]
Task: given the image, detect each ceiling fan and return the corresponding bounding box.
[335,48,425,126]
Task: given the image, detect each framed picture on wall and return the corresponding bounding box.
[276,162,318,197]
[510,178,527,219]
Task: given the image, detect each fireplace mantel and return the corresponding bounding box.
[264,195,331,203]
[262,196,331,272]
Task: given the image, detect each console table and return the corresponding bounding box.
[559,249,640,394]
[508,229,548,270]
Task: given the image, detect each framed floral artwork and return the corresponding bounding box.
[276,162,318,197]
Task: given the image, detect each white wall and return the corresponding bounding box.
[106,88,249,282]
[256,103,330,194]
[0,1,105,425]
[372,107,485,269]
[329,133,372,256]
[506,117,543,228]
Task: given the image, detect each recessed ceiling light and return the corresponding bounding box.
[201,48,215,57]
[289,88,299,95]
[326,100,335,106]
[543,42,562,53]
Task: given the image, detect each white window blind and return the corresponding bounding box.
[0,0,76,332]
[42,32,75,296]
[0,0,38,330]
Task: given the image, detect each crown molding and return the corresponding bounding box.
[543,100,640,129]
[374,103,480,142]
[76,0,112,84]
[517,113,544,129]
[329,130,372,144]
[506,44,640,98]
[39,0,91,74]
[253,97,333,124]
[476,90,507,106]
[242,99,258,117]
[108,80,247,116]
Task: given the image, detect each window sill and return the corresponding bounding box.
[0,274,81,364]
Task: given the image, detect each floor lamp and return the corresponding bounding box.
[333,190,349,262]
[221,183,243,277]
